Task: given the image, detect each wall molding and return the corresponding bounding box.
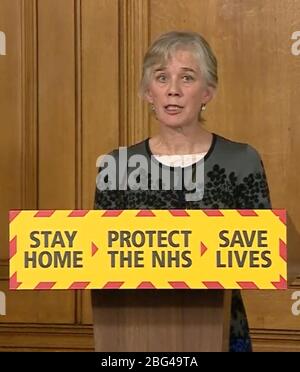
[0,30,6,55]
[0,323,94,351]
[0,323,300,352]
[0,262,8,281]
[21,0,38,209]
[119,0,150,146]
[292,276,300,287]
[251,329,300,352]
[75,0,82,210]
[74,0,84,325]
[0,0,38,282]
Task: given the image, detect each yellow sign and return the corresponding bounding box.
[9,209,287,289]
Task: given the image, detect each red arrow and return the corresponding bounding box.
[200,242,208,256]
[91,242,99,256]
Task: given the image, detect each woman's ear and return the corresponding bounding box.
[144,89,154,104]
[202,86,216,105]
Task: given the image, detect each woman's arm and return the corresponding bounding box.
[94,150,126,210]
[235,145,271,209]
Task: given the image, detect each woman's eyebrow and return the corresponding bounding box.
[153,67,197,73]
[153,67,166,72]
[181,67,196,73]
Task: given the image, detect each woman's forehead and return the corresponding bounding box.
[152,50,200,71]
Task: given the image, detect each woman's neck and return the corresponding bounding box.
[149,126,213,155]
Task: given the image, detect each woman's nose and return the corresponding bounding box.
[167,80,182,96]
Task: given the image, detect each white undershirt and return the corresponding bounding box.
[153,153,207,168]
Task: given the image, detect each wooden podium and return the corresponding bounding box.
[92,289,232,352]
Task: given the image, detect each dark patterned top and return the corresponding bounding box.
[94,133,271,352]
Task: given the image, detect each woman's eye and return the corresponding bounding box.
[156,75,167,82]
[183,75,194,82]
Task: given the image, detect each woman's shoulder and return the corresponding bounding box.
[214,133,262,162]
[105,139,149,161]
[127,139,149,156]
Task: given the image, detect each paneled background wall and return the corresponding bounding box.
[0,0,299,351]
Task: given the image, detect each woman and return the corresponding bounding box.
[94,31,271,352]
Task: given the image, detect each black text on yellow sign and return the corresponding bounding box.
[9,210,287,289]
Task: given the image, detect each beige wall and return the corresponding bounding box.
[0,0,299,351]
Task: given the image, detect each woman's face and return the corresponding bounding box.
[145,49,214,129]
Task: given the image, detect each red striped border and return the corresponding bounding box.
[203,210,224,217]
[237,281,259,289]
[279,239,287,262]
[168,210,189,217]
[9,236,17,258]
[237,210,258,216]
[103,281,124,289]
[272,209,286,225]
[271,276,287,289]
[10,272,22,290]
[68,210,89,217]
[9,210,21,222]
[102,210,123,217]
[202,281,224,289]
[168,281,190,289]
[136,210,156,217]
[68,282,90,289]
[34,210,55,217]
[137,281,156,289]
[35,282,56,290]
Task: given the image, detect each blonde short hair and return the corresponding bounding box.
[140,31,218,96]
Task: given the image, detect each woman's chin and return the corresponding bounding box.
[160,118,190,129]
[156,112,197,129]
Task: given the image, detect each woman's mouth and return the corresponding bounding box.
[164,104,184,114]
